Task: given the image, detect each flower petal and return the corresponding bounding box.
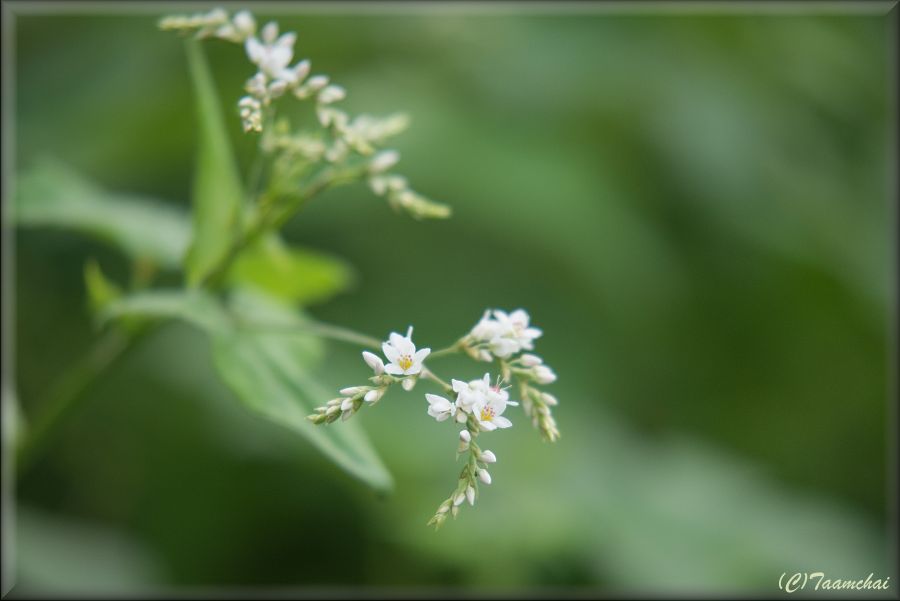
[382,342,400,363]
[384,363,403,375]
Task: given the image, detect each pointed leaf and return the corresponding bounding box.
[182,39,244,286]
[14,159,190,268]
[227,235,356,306]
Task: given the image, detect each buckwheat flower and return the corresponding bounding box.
[478,468,492,485]
[488,336,520,359]
[362,351,384,375]
[494,309,542,352]
[245,21,297,80]
[451,377,487,414]
[279,59,310,87]
[318,84,346,105]
[473,387,516,431]
[471,310,501,341]
[382,327,430,376]
[245,72,268,99]
[425,394,454,422]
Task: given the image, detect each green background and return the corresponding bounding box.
[9,4,895,595]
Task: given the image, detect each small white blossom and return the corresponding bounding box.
[453,491,466,506]
[541,392,558,406]
[481,450,497,463]
[459,430,471,443]
[382,327,430,376]
[340,386,364,396]
[425,393,455,422]
[401,377,416,392]
[245,22,297,81]
[340,398,354,412]
[465,485,476,506]
[232,10,256,38]
[362,351,384,375]
[468,308,543,360]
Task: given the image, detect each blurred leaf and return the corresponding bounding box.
[182,40,244,287]
[13,159,190,267]
[100,288,230,334]
[101,288,392,492]
[211,289,393,492]
[83,259,123,314]
[227,235,356,306]
[15,507,164,595]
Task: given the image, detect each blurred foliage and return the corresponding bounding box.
[8,5,892,595]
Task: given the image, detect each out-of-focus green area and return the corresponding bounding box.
[9,6,893,595]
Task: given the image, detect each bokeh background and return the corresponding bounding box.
[7,3,895,595]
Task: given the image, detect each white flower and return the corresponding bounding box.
[340,398,354,412]
[451,376,486,414]
[459,430,471,443]
[541,392,558,406]
[362,351,384,375]
[245,22,297,80]
[401,377,416,392]
[465,485,476,506]
[425,394,454,422]
[382,327,430,376]
[481,450,497,463]
[340,386,364,396]
[473,378,517,432]
[471,310,502,341]
[494,309,542,350]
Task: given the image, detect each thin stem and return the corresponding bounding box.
[421,368,452,394]
[243,319,381,349]
[428,342,462,361]
[15,327,151,476]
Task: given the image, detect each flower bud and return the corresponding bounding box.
[478,468,492,485]
[340,398,355,412]
[401,377,416,392]
[459,430,471,443]
[364,388,384,403]
[453,492,466,506]
[466,485,476,506]
[339,386,364,396]
[362,351,385,375]
[533,365,557,384]
[232,10,256,36]
[541,392,559,406]
[481,450,497,463]
[520,353,543,367]
[478,349,493,362]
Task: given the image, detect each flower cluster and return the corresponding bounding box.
[308,308,559,529]
[160,7,450,221]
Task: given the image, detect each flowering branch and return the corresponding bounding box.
[307,308,560,529]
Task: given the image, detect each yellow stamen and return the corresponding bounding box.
[399,355,413,371]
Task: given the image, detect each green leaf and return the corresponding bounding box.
[211,289,392,492]
[101,288,393,492]
[182,39,244,287]
[227,235,356,305]
[14,159,190,268]
[100,289,230,333]
[83,259,123,313]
